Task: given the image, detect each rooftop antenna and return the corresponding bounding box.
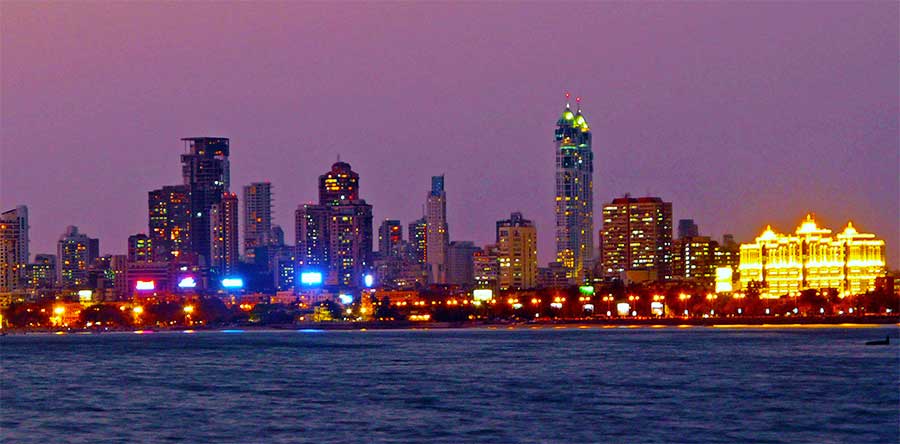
[565,92,571,108]
[337,153,341,162]
[576,96,582,113]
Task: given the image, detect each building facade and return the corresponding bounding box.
[600,196,673,281]
[739,215,886,298]
[672,236,717,285]
[243,182,273,260]
[0,206,29,293]
[408,217,427,266]
[447,241,478,288]
[127,234,154,263]
[327,200,373,287]
[180,137,230,266]
[319,161,359,206]
[210,192,239,276]
[57,226,99,288]
[425,176,449,284]
[148,185,191,262]
[497,212,538,290]
[474,244,499,290]
[554,96,594,283]
[378,219,403,257]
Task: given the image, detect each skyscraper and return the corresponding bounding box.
[447,241,479,288]
[600,196,673,281]
[408,217,427,265]
[127,234,153,263]
[243,182,273,260]
[497,212,538,290]
[210,192,239,276]
[148,185,191,262]
[378,219,403,257]
[296,161,373,289]
[180,137,230,266]
[25,254,56,290]
[425,175,449,284]
[0,205,29,293]
[57,226,99,288]
[319,161,359,206]
[554,95,594,283]
[327,200,373,287]
[296,204,330,270]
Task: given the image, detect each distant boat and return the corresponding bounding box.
[865,336,890,346]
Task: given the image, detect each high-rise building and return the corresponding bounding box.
[148,185,191,262]
[408,217,427,265]
[554,95,594,283]
[474,244,499,290]
[0,205,29,292]
[319,161,359,206]
[25,254,56,290]
[672,236,717,285]
[57,226,99,288]
[677,219,699,239]
[210,192,239,276]
[180,137,230,266]
[327,200,373,287]
[425,175,449,284]
[497,212,538,290]
[447,241,479,288]
[714,234,740,275]
[243,182,273,260]
[296,204,331,271]
[127,234,153,263]
[739,215,886,297]
[600,196,673,281]
[378,219,403,257]
[271,225,285,247]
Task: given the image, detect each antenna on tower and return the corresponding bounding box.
[337,154,341,162]
[576,96,582,112]
[565,92,571,108]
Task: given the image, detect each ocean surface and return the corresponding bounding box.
[1,326,898,444]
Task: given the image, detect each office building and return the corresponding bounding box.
[447,241,478,288]
[210,192,239,275]
[474,244,499,290]
[148,185,191,262]
[408,218,427,265]
[327,200,373,287]
[672,236,717,285]
[127,234,153,263]
[497,212,538,290]
[296,204,331,271]
[26,254,56,289]
[57,226,99,288]
[180,137,230,265]
[378,219,403,257]
[0,206,29,292]
[425,176,449,284]
[600,196,673,281]
[243,182,273,260]
[319,161,359,206]
[554,95,594,283]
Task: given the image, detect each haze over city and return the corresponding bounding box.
[2,2,897,267]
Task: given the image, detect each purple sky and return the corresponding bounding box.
[2,2,898,268]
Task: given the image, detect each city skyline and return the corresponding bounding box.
[2,3,897,267]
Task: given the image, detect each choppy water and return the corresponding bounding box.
[2,326,898,443]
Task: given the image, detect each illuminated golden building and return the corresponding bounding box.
[739,215,886,298]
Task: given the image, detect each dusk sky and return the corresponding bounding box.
[2,2,897,267]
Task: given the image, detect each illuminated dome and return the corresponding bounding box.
[758,225,778,241]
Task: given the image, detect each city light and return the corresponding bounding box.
[132,306,144,315]
[715,267,733,293]
[473,289,493,302]
[77,290,93,302]
[578,285,595,295]
[300,271,323,285]
[363,274,374,288]
[178,276,197,289]
[135,280,155,291]
[338,294,354,305]
[221,278,244,289]
[616,303,630,316]
[183,305,194,314]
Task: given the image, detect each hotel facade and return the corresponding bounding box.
[739,215,886,298]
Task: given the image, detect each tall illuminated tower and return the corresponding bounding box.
[554,95,594,283]
[425,175,449,284]
[210,192,239,276]
[243,182,273,260]
[180,137,230,266]
[0,205,29,292]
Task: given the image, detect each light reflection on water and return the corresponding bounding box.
[1,326,898,444]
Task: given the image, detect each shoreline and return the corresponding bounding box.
[3,315,897,335]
